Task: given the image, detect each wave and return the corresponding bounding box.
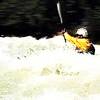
[0,36,100,100]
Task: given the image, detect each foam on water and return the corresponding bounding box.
[0,36,100,100]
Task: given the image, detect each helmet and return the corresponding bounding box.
[76,28,88,37]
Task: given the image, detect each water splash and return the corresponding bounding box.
[0,36,100,100]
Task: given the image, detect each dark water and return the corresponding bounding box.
[0,0,100,42]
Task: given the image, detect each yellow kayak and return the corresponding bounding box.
[63,32,95,54]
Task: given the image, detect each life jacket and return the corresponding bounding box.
[63,32,92,52]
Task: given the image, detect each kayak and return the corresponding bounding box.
[63,32,95,55]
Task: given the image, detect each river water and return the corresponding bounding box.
[0,36,100,100]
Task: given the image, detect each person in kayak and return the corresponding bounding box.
[62,28,95,55]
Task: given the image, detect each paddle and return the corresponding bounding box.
[57,1,63,24]
[57,1,66,42]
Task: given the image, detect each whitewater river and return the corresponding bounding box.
[0,36,100,100]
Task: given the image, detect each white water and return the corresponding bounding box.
[0,35,100,100]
